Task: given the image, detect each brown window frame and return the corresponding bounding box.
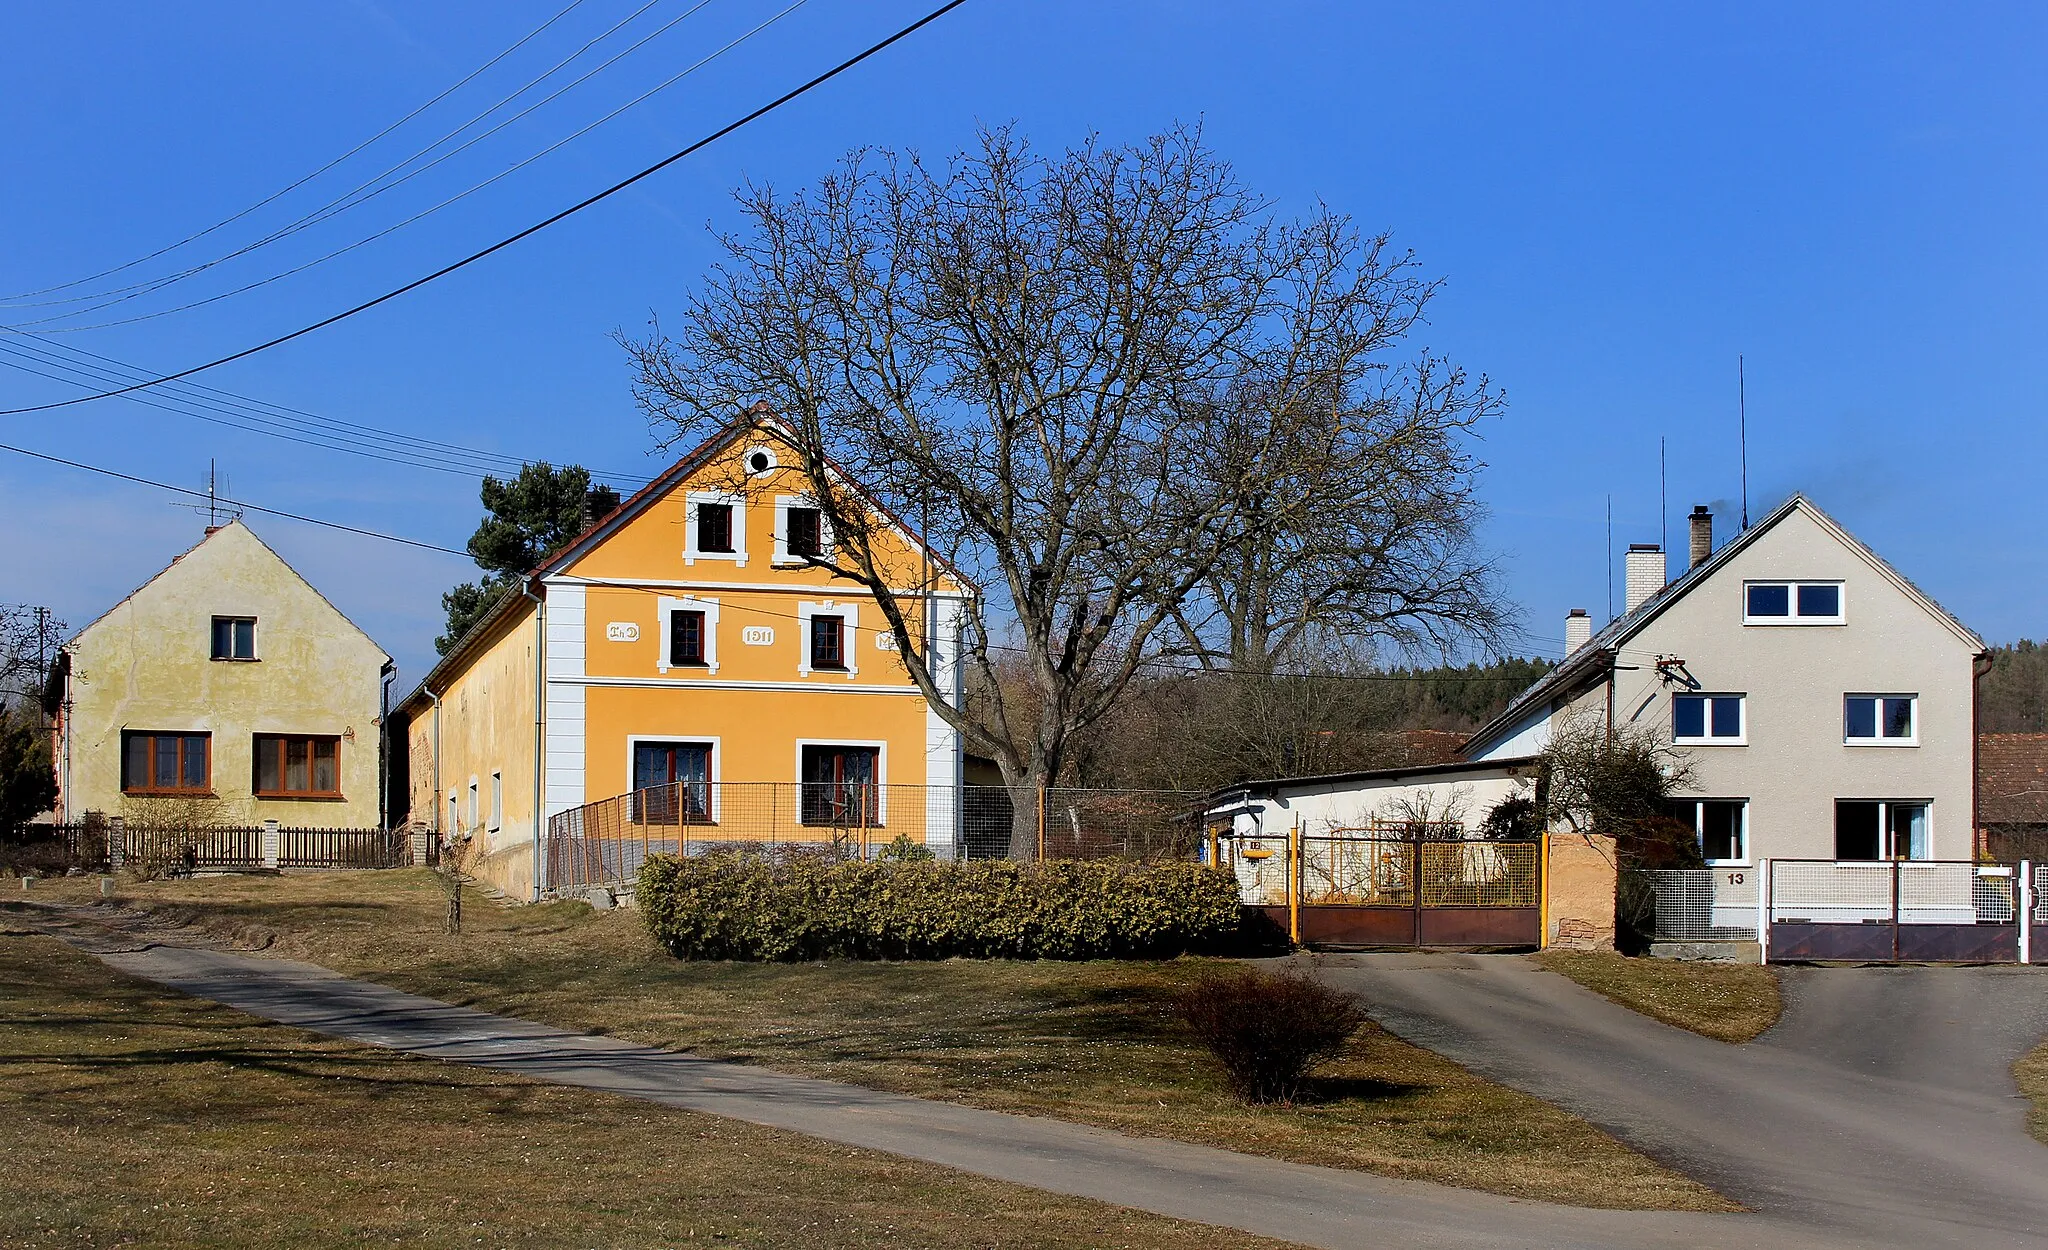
[696,502,734,554]
[253,733,344,800]
[121,731,213,795]
[210,615,257,661]
[800,744,880,826]
[670,609,708,666]
[787,506,823,559]
[809,613,845,670]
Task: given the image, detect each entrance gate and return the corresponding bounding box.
[1217,827,1542,948]
[1765,859,2039,963]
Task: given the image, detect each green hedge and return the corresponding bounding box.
[636,852,1247,961]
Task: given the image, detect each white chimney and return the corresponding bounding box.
[1564,608,1592,653]
[1624,544,1664,613]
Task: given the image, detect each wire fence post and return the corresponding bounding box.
[1287,819,1301,946]
[1036,787,1046,862]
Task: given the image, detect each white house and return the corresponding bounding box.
[1464,494,1987,867]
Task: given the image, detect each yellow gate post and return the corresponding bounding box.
[1538,832,1551,950]
[1288,820,1301,946]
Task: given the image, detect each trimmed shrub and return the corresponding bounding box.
[1175,967,1365,1104]
[637,852,1245,962]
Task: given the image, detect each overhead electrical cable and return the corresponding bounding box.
[8,0,710,322]
[0,0,595,304]
[0,440,471,556]
[22,0,811,335]
[0,330,651,482]
[0,0,973,418]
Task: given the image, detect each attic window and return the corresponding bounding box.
[1743,581,1843,625]
[746,448,776,476]
[211,616,256,661]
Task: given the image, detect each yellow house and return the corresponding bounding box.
[52,520,395,828]
[398,420,969,899]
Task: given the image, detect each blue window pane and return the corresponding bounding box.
[1883,697,1914,738]
[1747,584,1789,617]
[1673,696,1705,738]
[1710,697,1742,738]
[1797,584,1840,618]
[1845,697,1877,739]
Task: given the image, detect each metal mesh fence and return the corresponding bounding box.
[1769,861,1894,924]
[1770,860,2017,925]
[2038,865,2048,924]
[1628,869,1759,940]
[1212,830,1539,909]
[544,782,1206,894]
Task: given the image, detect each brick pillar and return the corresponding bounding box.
[261,819,280,870]
[1545,831,1617,951]
[107,816,126,872]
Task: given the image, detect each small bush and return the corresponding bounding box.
[637,852,1245,961]
[1175,967,1365,1104]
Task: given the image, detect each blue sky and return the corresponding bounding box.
[3,1,2044,684]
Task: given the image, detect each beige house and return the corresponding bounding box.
[1465,494,1987,864]
[52,521,393,828]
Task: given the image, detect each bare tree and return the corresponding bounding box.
[623,125,1498,857]
[1529,711,1700,867]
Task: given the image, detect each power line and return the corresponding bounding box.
[0,330,654,484]
[0,0,971,417]
[0,440,470,556]
[11,0,727,326]
[25,0,809,335]
[0,0,597,304]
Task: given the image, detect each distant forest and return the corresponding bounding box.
[1065,656,1556,792]
[1981,641,2048,733]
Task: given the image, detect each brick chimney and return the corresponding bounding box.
[1624,544,1664,613]
[1689,505,1713,569]
[1564,608,1592,653]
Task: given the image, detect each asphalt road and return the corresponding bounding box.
[1314,954,2048,1250]
[12,901,1845,1250]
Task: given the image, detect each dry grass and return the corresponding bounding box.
[2017,1038,2048,1147]
[1536,950,1782,1043]
[20,871,1732,1211]
[0,933,1296,1250]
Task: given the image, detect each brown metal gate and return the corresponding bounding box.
[1766,859,2025,963]
[1218,827,1541,949]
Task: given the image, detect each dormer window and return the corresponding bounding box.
[1743,581,1843,624]
[211,616,256,660]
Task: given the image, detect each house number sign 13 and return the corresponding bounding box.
[742,625,774,645]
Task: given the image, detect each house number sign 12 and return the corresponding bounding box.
[742,625,774,646]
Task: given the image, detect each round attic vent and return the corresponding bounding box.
[747,448,775,475]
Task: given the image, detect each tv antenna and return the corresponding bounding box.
[1739,355,1749,531]
[179,459,243,528]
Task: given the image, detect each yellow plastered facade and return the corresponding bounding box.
[56,521,392,829]
[403,429,968,898]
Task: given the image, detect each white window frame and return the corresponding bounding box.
[1674,797,1750,866]
[489,771,503,833]
[466,776,480,831]
[682,490,748,567]
[657,595,721,675]
[1671,692,1747,746]
[1844,693,1917,746]
[1742,579,1845,625]
[625,734,721,824]
[773,495,834,566]
[1835,798,1932,861]
[793,738,888,826]
[796,600,859,677]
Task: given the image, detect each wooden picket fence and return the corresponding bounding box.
[7,822,411,873]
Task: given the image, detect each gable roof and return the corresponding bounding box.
[1463,493,1985,757]
[67,519,390,664]
[1980,734,2048,825]
[396,410,967,715]
[1208,754,1539,804]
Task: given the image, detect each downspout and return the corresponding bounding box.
[524,578,546,902]
[59,648,73,824]
[429,689,443,836]
[377,660,396,831]
[1973,648,1994,860]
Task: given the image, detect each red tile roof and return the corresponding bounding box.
[1979,733,2048,824]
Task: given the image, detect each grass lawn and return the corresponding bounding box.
[0,933,1299,1250]
[1535,950,1781,1043]
[2018,1039,2048,1148]
[20,870,1732,1212]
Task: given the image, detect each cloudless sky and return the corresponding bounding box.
[3,1,2044,685]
